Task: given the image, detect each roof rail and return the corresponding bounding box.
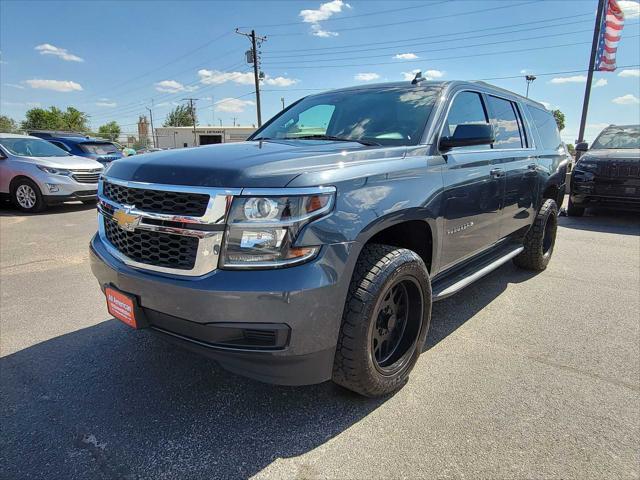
[28,130,89,138]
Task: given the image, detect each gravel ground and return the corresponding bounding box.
[1,201,638,480]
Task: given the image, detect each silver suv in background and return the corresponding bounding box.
[0,133,103,212]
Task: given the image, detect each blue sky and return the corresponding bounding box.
[1,0,639,143]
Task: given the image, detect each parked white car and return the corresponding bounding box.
[0,133,103,212]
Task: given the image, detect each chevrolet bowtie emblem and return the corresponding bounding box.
[113,206,141,232]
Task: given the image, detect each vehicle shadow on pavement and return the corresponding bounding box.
[558,209,640,236]
[425,263,538,351]
[0,201,97,217]
[0,320,386,479]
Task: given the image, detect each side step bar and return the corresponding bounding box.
[432,246,524,301]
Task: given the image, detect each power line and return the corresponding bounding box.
[261,34,640,70]
[264,1,539,37]
[266,14,597,58]
[263,26,616,65]
[238,1,450,29]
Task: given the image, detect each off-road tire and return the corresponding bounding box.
[566,197,585,217]
[514,199,558,271]
[11,178,45,213]
[332,244,431,397]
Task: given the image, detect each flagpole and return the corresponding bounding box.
[577,0,607,145]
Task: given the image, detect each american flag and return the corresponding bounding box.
[595,0,625,71]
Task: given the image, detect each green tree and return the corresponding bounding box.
[163,104,196,127]
[552,109,565,131]
[21,106,89,132]
[60,107,89,132]
[0,115,18,133]
[97,121,121,141]
[566,143,575,156]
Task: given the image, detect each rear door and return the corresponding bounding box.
[438,90,505,270]
[485,95,538,238]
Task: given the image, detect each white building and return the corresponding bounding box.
[154,126,257,149]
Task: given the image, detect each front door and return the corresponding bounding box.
[439,91,505,270]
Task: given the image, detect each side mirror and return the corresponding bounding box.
[440,123,495,151]
[575,142,588,152]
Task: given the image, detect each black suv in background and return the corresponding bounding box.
[569,124,640,215]
[91,80,569,397]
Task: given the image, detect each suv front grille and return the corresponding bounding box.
[104,216,199,270]
[600,162,640,179]
[72,169,102,184]
[103,181,209,216]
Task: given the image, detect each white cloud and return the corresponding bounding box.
[216,98,255,113]
[198,69,298,87]
[594,78,608,88]
[612,93,640,105]
[520,69,528,74]
[25,79,82,92]
[394,53,418,60]
[619,0,640,18]
[354,72,380,82]
[300,0,349,23]
[35,43,83,62]
[263,76,299,87]
[96,99,117,107]
[199,69,255,85]
[311,24,338,37]
[424,69,444,79]
[299,0,351,37]
[618,68,640,78]
[3,83,24,89]
[549,75,587,84]
[401,69,444,81]
[154,80,198,93]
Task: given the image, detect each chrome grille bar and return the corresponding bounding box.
[97,177,241,277]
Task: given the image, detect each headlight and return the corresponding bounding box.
[220,188,335,269]
[575,158,598,172]
[37,166,72,176]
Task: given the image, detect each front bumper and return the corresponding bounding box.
[570,172,640,210]
[90,234,354,385]
[33,172,98,204]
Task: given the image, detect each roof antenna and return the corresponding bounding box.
[411,71,424,85]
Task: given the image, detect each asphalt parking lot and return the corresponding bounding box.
[1,201,638,480]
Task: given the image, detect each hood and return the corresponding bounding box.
[21,154,104,170]
[583,148,640,161]
[105,140,408,188]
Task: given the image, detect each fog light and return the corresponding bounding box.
[46,184,59,193]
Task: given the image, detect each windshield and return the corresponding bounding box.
[591,125,640,149]
[0,138,70,157]
[254,86,442,146]
[80,142,120,155]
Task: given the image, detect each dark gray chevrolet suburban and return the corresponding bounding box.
[90,80,568,397]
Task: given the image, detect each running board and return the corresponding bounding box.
[432,246,524,301]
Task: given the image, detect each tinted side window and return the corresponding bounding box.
[50,141,70,152]
[487,96,524,149]
[443,91,490,150]
[528,106,562,150]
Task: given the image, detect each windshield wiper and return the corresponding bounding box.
[283,134,380,146]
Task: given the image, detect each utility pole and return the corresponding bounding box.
[281,97,285,110]
[146,103,156,148]
[525,75,536,98]
[577,0,606,145]
[182,97,198,146]
[233,117,237,127]
[211,95,215,126]
[218,118,222,127]
[236,28,267,127]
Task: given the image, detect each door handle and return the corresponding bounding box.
[490,168,504,179]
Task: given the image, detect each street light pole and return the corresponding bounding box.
[146,105,155,148]
[182,97,198,146]
[525,75,536,98]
